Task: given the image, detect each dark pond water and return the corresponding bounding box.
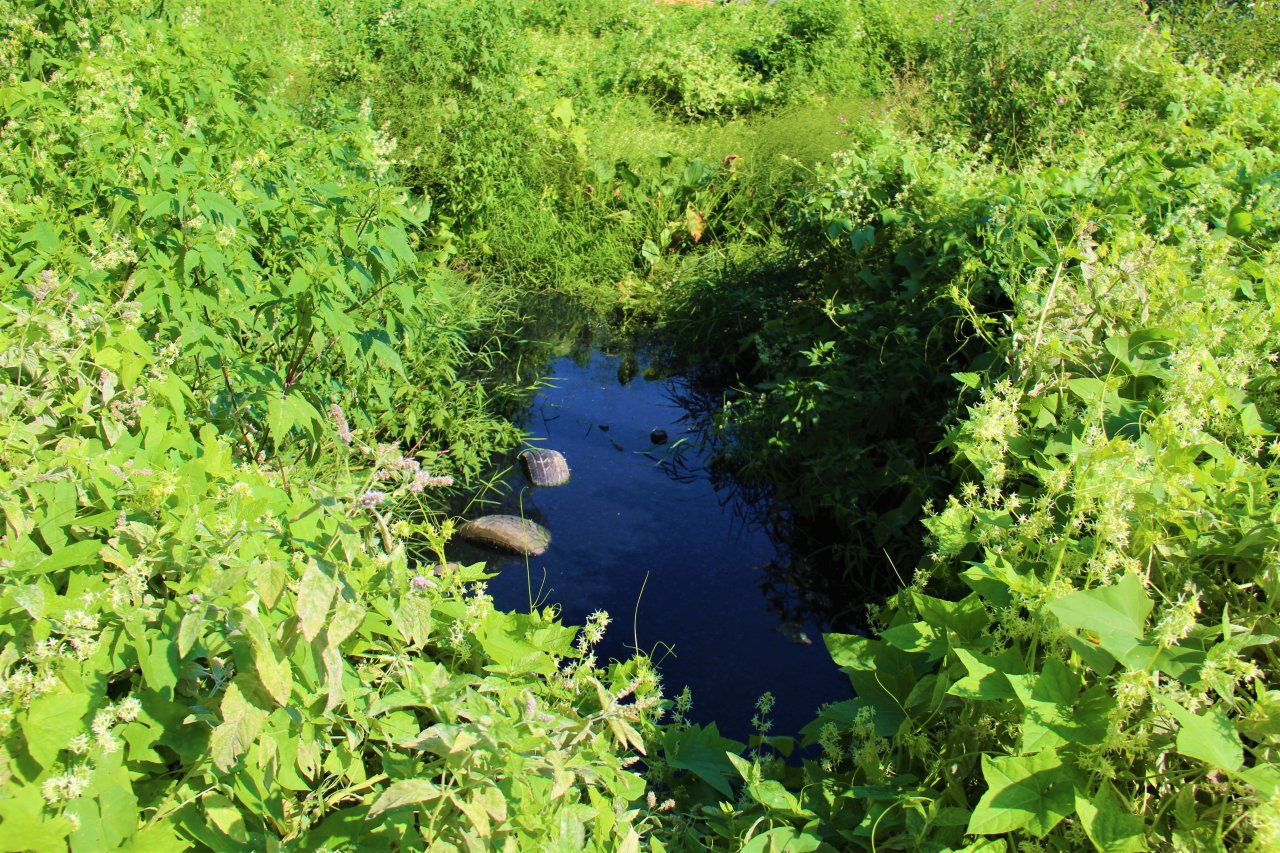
[450,348,851,741]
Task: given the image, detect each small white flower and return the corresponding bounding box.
[115,696,141,722]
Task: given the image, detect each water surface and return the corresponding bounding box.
[453,349,850,740]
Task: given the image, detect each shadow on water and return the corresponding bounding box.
[448,340,851,741]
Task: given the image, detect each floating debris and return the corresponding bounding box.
[521,448,571,487]
[459,515,551,556]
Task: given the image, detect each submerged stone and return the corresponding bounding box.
[459,515,551,557]
[520,448,571,487]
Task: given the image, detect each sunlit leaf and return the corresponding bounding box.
[968,750,1081,837]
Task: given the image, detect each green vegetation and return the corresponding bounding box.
[2,0,1278,850]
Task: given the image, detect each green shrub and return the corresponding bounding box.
[0,2,522,482]
[897,0,1171,159]
[654,49,1280,853]
[616,1,777,121]
[616,0,881,119]
[0,5,665,849]
[1151,0,1280,71]
[0,284,663,850]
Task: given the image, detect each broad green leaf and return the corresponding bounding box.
[322,646,345,714]
[849,225,875,251]
[1067,377,1107,405]
[370,339,406,379]
[267,393,296,439]
[203,793,248,844]
[11,584,45,619]
[257,645,292,706]
[193,190,243,226]
[116,821,188,853]
[663,723,743,798]
[960,556,1038,605]
[0,784,72,852]
[453,791,491,838]
[824,634,917,733]
[1075,786,1148,853]
[879,621,945,659]
[741,827,822,853]
[606,717,647,756]
[1046,573,1152,647]
[968,750,1081,837]
[1011,657,1078,706]
[140,191,176,223]
[1117,639,1204,681]
[24,221,62,252]
[33,539,102,575]
[137,634,180,694]
[949,647,1020,700]
[296,561,337,643]
[551,767,575,800]
[956,841,1008,852]
[640,239,660,266]
[24,690,91,767]
[327,597,366,649]
[476,618,557,675]
[367,779,442,817]
[746,779,806,818]
[1007,658,1112,753]
[618,828,642,853]
[1226,209,1253,237]
[377,225,416,266]
[1242,764,1280,798]
[1157,697,1244,772]
[391,596,432,648]
[1241,403,1274,437]
[551,96,575,127]
[177,605,205,659]
[210,679,268,773]
[1063,632,1119,675]
[913,591,990,642]
[404,723,480,756]
[242,612,292,706]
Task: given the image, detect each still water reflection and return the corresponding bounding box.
[452,349,850,740]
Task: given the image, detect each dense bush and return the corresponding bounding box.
[0,4,661,849]
[655,33,1280,853]
[1151,0,1280,71]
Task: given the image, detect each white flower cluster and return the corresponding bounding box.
[39,696,141,805]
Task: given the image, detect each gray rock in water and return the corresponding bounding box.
[458,515,551,557]
[520,448,570,487]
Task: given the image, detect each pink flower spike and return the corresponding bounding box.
[331,404,353,445]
